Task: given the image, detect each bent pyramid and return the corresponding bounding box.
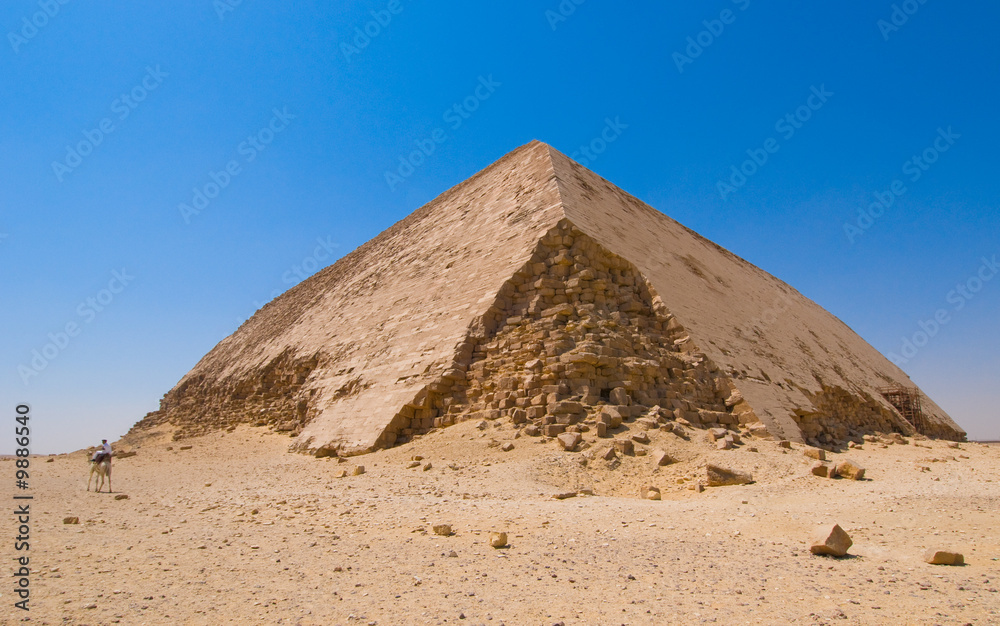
[132,141,965,454]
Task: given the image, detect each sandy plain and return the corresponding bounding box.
[7,420,999,625]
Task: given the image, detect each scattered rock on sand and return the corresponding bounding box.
[705,464,752,487]
[544,424,566,437]
[557,432,582,451]
[811,462,832,478]
[610,387,629,405]
[490,532,508,548]
[644,486,661,501]
[63,517,79,524]
[432,524,452,536]
[923,549,964,565]
[651,449,672,467]
[599,406,623,428]
[803,448,826,461]
[352,465,365,476]
[834,459,865,480]
[114,494,129,500]
[810,524,853,557]
[631,431,650,444]
[501,442,514,452]
[614,438,634,455]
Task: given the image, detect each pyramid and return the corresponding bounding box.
[132,141,965,455]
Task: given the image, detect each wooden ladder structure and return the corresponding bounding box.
[879,384,927,435]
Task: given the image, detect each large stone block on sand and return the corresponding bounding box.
[833,459,865,480]
[543,424,566,437]
[923,549,964,565]
[811,461,832,478]
[598,407,623,429]
[803,447,826,461]
[557,431,582,451]
[613,438,634,455]
[810,524,852,557]
[705,464,752,487]
[651,449,673,466]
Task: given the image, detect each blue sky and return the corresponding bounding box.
[2,0,997,453]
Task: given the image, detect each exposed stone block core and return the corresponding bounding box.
[790,384,913,447]
[138,349,322,440]
[376,220,748,448]
[784,382,962,446]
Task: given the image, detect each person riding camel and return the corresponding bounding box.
[91,439,112,465]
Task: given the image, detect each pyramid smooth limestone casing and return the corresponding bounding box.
[132,141,964,455]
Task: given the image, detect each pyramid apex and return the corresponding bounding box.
[488,140,577,174]
[515,139,569,156]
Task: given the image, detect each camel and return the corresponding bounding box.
[88,456,112,493]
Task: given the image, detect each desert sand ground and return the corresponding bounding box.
[8,421,1000,625]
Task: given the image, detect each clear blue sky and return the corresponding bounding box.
[2,0,997,453]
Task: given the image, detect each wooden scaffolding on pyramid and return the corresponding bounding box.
[879,384,927,435]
